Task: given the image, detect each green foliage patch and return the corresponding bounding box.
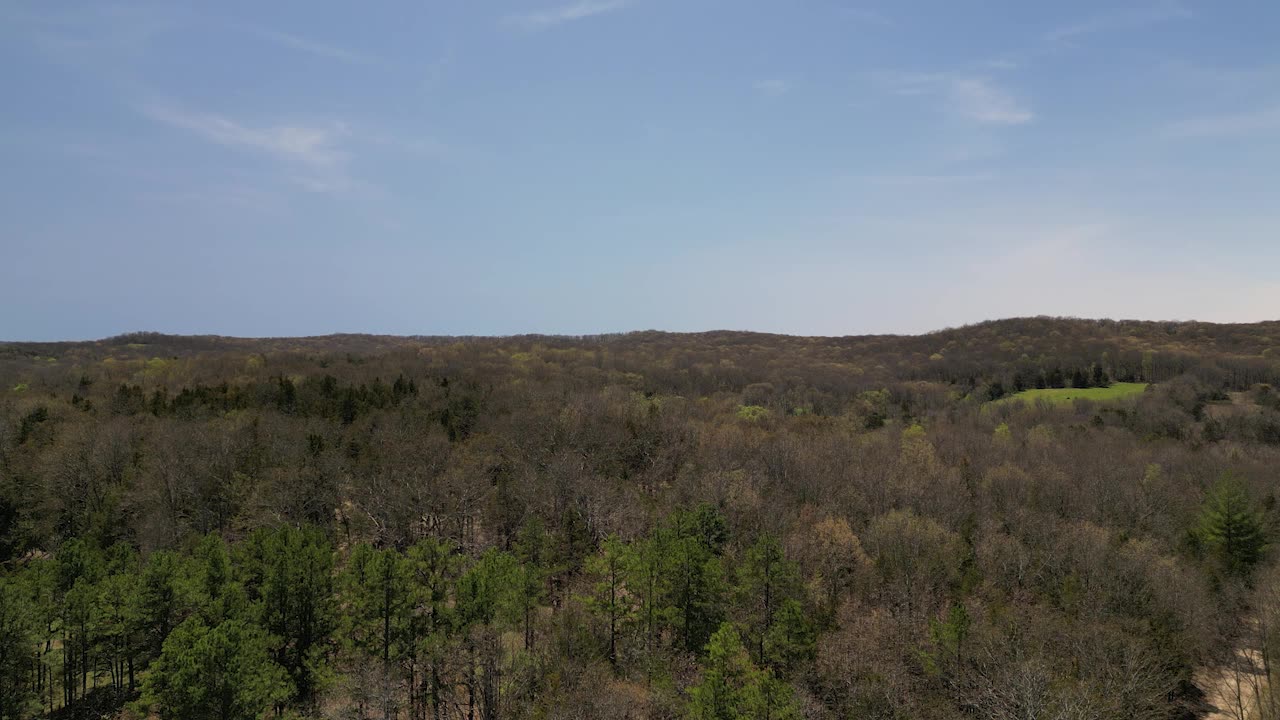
[993,382,1149,406]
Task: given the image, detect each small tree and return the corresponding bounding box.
[735,534,800,666]
[513,518,549,652]
[664,506,728,654]
[585,534,636,667]
[688,623,798,720]
[1091,363,1108,388]
[762,599,815,672]
[925,601,971,675]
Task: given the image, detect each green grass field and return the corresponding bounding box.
[994,382,1149,406]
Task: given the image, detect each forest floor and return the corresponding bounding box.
[1195,627,1270,720]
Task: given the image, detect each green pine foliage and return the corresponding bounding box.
[735,533,802,667]
[1198,475,1268,576]
[687,622,799,720]
[0,580,36,720]
[143,616,290,720]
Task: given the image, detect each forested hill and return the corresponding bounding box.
[1,317,1280,719]
[5,316,1280,393]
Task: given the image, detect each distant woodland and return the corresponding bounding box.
[2,317,1280,720]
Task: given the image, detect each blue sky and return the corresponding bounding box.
[3,0,1279,339]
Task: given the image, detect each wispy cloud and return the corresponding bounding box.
[948,77,1033,125]
[246,27,382,66]
[870,72,1033,126]
[141,103,351,192]
[753,79,790,97]
[1046,2,1191,44]
[1160,106,1280,139]
[503,0,629,32]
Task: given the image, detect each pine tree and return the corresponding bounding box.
[341,544,411,720]
[342,544,410,666]
[191,533,233,622]
[1071,368,1089,389]
[585,534,636,667]
[406,538,459,720]
[688,622,799,720]
[252,526,336,706]
[143,616,291,720]
[624,529,671,657]
[0,579,36,720]
[61,578,97,705]
[138,550,188,660]
[668,534,725,655]
[513,517,549,652]
[735,534,800,667]
[1198,475,1267,576]
[762,599,814,673]
[25,560,61,715]
[688,623,756,720]
[1091,363,1108,388]
[660,506,729,654]
[97,572,140,693]
[455,549,519,720]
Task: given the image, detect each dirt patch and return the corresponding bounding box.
[1195,640,1269,719]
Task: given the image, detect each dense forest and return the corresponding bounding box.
[2,317,1280,720]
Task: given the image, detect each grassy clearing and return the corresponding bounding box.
[995,382,1149,406]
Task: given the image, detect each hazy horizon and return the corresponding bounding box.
[6,314,1280,345]
[5,1,1280,340]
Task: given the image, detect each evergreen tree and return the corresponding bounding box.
[624,529,672,657]
[688,622,799,720]
[762,599,815,673]
[688,623,755,720]
[25,560,61,716]
[191,533,234,622]
[663,506,728,654]
[512,517,549,652]
[1071,368,1089,389]
[406,538,459,720]
[735,534,800,667]
[253,525,336,706]
[341,543,411,720]
[138,550,189,659]
[585,534,636,667]
[1011,370,1028,392]
[456,549,519,630]
[144,616,291,720]
[455,549,519,720]
[1091,363,1108,388]
[97,571,140,693]
[1198,475,1267,576]
[61,577,97,705]
[0,579,36,720]
[1046,367,1065,388]
[342,544,410,666]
